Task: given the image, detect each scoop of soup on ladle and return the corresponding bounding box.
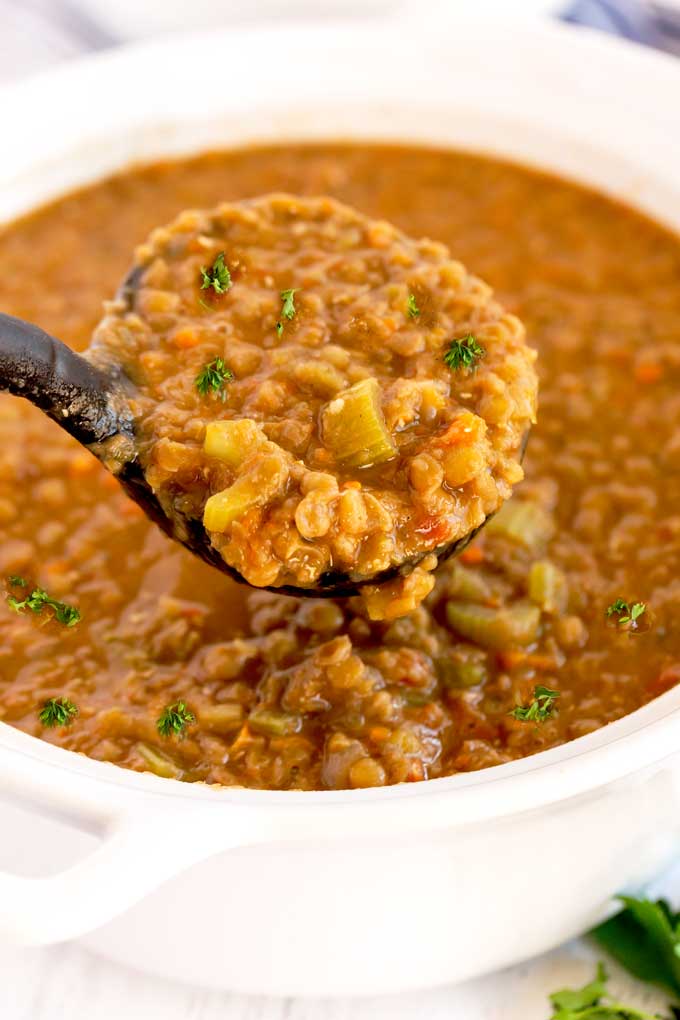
[0,194,537,618]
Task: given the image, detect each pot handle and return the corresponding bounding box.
[0,807,254,946]
[0,733,260,946]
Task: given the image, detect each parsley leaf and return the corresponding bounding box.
[551,962,609,1013]
[592,897,680,1000]
[407,293,420,318]
[39,697,79,728]
[510,684,560,723]
[606,600,646,627]
[443,334,485,372]
[7,579,80,627]
[195,357,233,400]
[157,701,195,739]
[548,962,668,1019]
[200,252,232,294]
[276,288,298,337]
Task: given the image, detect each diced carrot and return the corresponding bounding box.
[460,544,485,565]
[647,665,680,698]
[634,361,663,385]
[44,558,68,575]
[406,760,426,782]
[414,514,451,545]
[229,723,253,753]
[497,650,558,671]
[172,326,202,350]
[497,650,528,670]
[68,452,97,477]
[369,726,391,744]
[438,411,486,447]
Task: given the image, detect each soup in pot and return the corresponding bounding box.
[0,143,678,789]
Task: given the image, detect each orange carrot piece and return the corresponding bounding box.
[172,327,201,350]
[634,361,663,385]
[460,544,485,565]
[368,726,391,744]
[437,411,486,447]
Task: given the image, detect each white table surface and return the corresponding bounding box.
[0,3,677,1017]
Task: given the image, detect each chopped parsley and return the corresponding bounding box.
[592,896,680,1001]
[443,333,485,372]
[407,293,420,318]
[39,697,79,728]
[157,701,195,739]
[510,684,560,723]
[548,962,665,1019]
[6,578,80,627]
[200,251,232,294]
[606,599,646,627]
[276,288,298,337]
[195,357,233,400]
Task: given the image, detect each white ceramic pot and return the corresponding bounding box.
[1,16,680,998]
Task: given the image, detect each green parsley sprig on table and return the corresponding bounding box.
[592,897,680,1001]
[606,599,646,628]
[276,288,298,337]
[6,577,80,627]
[39,697,79,728]
[195,357,233,401]
[444,333,485,372]
[510,684,560,723]
[548,962,670,1019]
[200,251,232,294]
[157,701,195,739]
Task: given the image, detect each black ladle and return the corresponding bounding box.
[0,308,494,598]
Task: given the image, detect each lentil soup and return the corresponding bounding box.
[90,194,536,608]
[1,143,679,790]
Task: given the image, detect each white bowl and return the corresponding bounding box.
[1,16,680,998]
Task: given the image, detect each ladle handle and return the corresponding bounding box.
[0,312,122,445]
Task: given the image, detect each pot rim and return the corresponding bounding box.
[1,14,680,830]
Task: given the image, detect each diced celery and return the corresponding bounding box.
[446,601,540,650]
[485,499,554,552]
[528,560,568,614]
[448,563,493,604]
[203,452,287,532]
[438,653,489,688]
[321,377,397,468]
[199,703,245,733]
[136,742,183,779]
[248,708,302,737]
[204,419,265,467]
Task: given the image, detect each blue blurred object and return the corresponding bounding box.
[562,0,680,51]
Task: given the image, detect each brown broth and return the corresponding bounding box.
[0,144,679,789]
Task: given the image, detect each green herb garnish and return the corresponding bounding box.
[592,897,680,1001]
[7,579,80,627]
[157,701,195,739]
[510,684,560,723]
[195,357,233,400]
[443,333,485,372]
[407,293,420,318]
[39,697,79,728]
[606,599,646,627]
[548,962,664,1019]
[200,251,232,294]
[276,287,298,338]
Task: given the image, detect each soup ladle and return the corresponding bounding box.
[0,304,510,598]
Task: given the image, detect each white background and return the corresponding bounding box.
[0,1,676,1017]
